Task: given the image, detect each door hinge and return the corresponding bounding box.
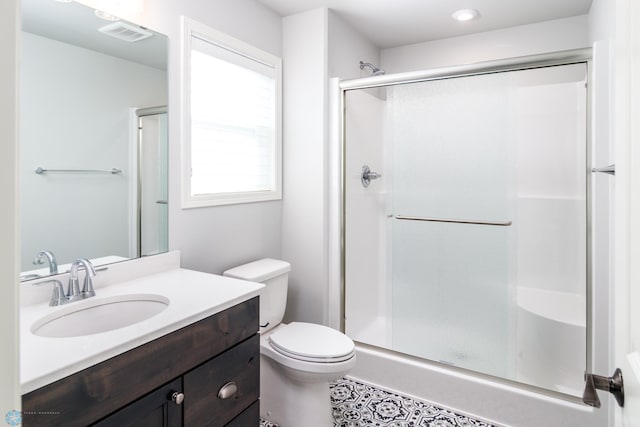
[583,368,624,408]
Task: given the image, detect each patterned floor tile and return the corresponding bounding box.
[260,377,496,427]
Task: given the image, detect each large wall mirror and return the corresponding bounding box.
[20,0,168,281]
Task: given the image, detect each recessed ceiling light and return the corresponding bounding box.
[54,0,74,3]
[94,9,120,21]
[452,9,480,22]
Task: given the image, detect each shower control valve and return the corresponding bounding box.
[361,165,382,188]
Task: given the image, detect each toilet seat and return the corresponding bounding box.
[268,322,355,363]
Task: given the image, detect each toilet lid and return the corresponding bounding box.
[269,322,355,363]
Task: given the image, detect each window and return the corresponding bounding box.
[181,18,282,208]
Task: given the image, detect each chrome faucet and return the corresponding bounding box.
[33,258,98,306]
[69,258,97,300]
[33,250,58,275]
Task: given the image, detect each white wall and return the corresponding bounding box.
[0,0,20,416]
[281,9,328,324]
[20,32,167,270]
[381,15,589,73]
[282,8,380,325]
[589,0,616,44]
[132,0,284,275]
[328,10,380,79]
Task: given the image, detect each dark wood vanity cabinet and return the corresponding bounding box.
[22,297,260,427]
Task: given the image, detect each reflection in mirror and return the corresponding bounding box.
[20,0,168,281]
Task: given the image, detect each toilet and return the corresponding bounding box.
[223,258,356,427]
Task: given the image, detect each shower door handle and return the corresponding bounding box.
[361,165,382,188]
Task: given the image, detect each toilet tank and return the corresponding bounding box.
[223,258,291,334]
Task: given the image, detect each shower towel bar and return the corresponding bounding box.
[395,215,512,227]
[35,167,122,175]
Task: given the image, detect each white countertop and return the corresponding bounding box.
[20,267,263,394]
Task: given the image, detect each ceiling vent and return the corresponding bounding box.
[98,21,153,42]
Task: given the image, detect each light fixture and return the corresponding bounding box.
[94,9,120,21]
[54,0,74,3]
[452,9,480,22]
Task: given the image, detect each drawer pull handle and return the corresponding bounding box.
[171,392,185,405]
[217,381,238,399]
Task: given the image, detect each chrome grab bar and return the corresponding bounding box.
[395,215,512,227]
[35,167,122,175]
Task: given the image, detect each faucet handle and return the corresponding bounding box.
[33,279,66,306]
[67,263,82,301]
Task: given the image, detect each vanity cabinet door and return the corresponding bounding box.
[225,401,259,427]
[183,335,259,426]
[92,378,183,427]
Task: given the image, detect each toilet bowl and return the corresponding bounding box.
[223,259,356,427]
[260,322,356,425]
[263,322,356,380]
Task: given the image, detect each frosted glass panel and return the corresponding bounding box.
[344,63,588,396]
[392,220,509,377]
[390,74,511,222]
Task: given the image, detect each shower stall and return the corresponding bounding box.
[338,48,606,424]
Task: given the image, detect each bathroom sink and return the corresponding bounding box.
[31,294,170,338]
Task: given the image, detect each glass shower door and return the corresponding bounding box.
[344,63,588,395]
[139,111,168,257]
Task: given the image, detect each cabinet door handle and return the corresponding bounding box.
[171,391,185,405]
[217,381,238,399]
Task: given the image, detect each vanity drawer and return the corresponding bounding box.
[184,334,259,426]
[22,297,259,427]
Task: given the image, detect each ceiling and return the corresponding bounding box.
[257,0,594,49]
[22,0,167,70]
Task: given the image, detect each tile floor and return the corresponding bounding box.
[259,377,497,427]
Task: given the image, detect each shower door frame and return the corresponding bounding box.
[131,105,169,258]
[336,47,598,402]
